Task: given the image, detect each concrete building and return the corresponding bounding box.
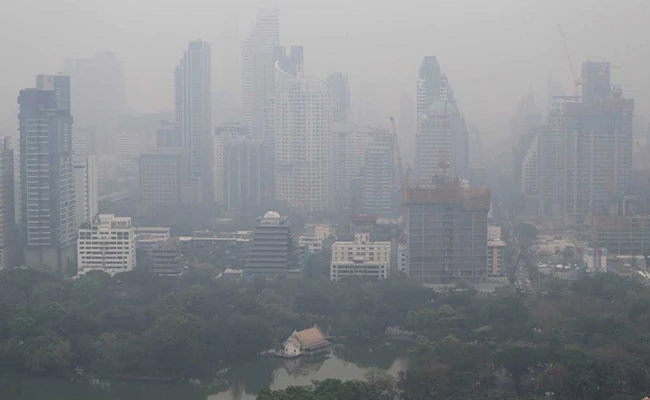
[536,62,633,223]
[327,72,351,123]
[63,52,125,153]
[330,123,373,210]
[135,227,172,251]
[583,247,607,273]
[213,123,263,212]
[246,211,304,279]
[73,155,98,226]
[0,139,15,269]
[176,41,212,201]
[298,236,323,254]
[592,214,650,255]
[179,230,251,268]
[487,239,506,276]
[77,214,136,276]
[415,57,467,182]
[156,121,183,149]
[148,238,181,276]
[416,102,468,182]
[242,5,280,139]
[398,94,416,168]
[19,77,76,272]
[270,51,330,213]
[406,179,490,284]
[139,150,186,209]
[362,133,394,217]
[397,242,408,273]
[330,233,391,281]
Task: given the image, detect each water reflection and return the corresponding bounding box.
[0,341,408,400]
[210,341,409,400]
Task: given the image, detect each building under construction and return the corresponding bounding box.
[405,179,490,284]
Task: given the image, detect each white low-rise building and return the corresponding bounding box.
[77,214,136,276]
[299,236,323,253]
[330,233,390,281]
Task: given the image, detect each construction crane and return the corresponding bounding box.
[390,117,410,228]
[557,24,582,97]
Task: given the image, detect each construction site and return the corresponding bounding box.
[405,178,491,285]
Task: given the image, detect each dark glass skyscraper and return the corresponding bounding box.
[19,76,76,272]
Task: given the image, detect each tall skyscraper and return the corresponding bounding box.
[415,57,468,182]
[406,179,490,284]
[19,76,76,272]
[533,61,633,223]
[327,72,351,123]
[242,5,280,138]
[0,138,15,270]
[398,94,416,167]
[63,52,125,153]
[176,41,212,201]
[330,123,374,210]
[213,123,263,213]
[417,56,442,128]
[363,133,394,217]
[269,50,330,214]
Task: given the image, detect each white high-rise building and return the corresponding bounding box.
[74,156,98,227]
[176,41,212,200]
[242,5,280,138]
[270,59,330,214]
[77,214,136,276]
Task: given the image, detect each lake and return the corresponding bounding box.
[0,341,409,400]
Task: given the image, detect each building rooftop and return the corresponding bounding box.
[264,211,281,219]
[291,326,328,349]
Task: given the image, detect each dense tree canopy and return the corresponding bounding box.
[2,266,650,400]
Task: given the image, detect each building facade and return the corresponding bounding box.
[246,211,303,279]
[592,214,650,255]
[330,123,373,210]
[73,155,98,227]
[176,41,212,200]
[415,57,468,182]
[406,180,490,284]
[270,54,330,213]
[213,123,263,212]
[19,76,77,272]
[330,233,391,281]
[487,239,506,276]
[0,139,15,269]
[362,133,394,217]
[242,5,280,139]
[63,52,125,153]
[536,61,633,223]
[139,150,186,209]
[77,214,136,276]
[327,72,351,123]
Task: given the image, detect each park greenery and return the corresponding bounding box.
[2,266,650,399]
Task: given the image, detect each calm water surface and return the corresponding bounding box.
[0,342,409,400]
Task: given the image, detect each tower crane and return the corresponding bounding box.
[557,24,582,97]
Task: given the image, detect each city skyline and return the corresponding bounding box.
[1,0,648,147]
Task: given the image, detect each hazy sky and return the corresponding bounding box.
[1,0,649,144]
